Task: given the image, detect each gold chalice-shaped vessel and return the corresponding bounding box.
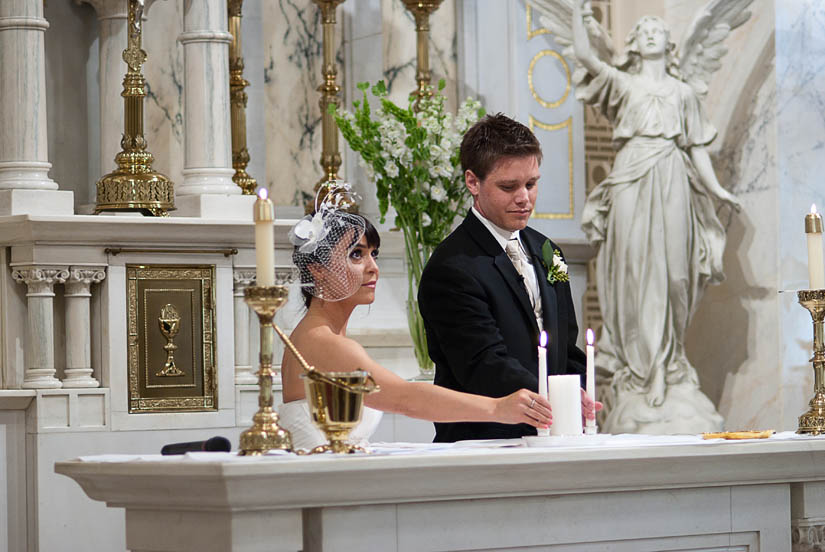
[302,370,378,453]
[156,304,184,377]
[272,325,380,454]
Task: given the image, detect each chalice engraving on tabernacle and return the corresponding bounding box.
[156,303,184,377]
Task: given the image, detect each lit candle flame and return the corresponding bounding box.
[813,204,818,215]
[258,188,268,201]
[539,331,547,348]
[586,328,594,346]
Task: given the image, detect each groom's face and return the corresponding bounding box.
[466,155,540,232]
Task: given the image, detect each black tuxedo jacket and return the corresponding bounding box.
[418,210,587,442]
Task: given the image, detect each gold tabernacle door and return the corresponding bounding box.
[127,265,217,413]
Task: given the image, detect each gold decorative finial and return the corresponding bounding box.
[401,0,445,108]
[95,0,174,216]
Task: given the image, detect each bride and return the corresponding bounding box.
[278,196,553,450]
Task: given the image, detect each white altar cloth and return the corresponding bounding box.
[57,434,825,551]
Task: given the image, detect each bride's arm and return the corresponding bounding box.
[335,339,552,428]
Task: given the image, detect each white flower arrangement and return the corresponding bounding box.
[334,80,485,375]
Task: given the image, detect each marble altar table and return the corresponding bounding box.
[56,433,825,552]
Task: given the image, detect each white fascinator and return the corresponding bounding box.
[288,182,366,302]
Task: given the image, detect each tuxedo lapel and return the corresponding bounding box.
[463,212,539,333]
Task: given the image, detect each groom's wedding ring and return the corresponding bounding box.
[529,398,535,409]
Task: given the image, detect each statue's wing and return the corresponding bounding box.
[678,0,753,96]
[530,0,615,69]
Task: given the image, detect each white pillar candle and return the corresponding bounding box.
[537,331,549,436]
[548,375,582,436]
[254,188,275,287]
[585,328,597,435]
[806,204,825,290]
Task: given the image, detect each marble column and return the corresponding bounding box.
[77,0,157,181]
[12,266,69,389]
[233,269,257,384]
[175,0,251,218]
[0,0,73,215]
[63,267,106,388]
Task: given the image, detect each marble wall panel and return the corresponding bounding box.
[142,1,185,195]
[774,0,825,430]
[43,0,97,207]
[261,0,340,206]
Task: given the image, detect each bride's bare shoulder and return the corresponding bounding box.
[289,324,368,366]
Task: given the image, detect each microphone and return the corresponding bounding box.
[161,436,231,455]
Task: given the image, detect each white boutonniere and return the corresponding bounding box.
[541,240,569,284]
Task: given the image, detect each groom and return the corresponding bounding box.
[418,113,596,442]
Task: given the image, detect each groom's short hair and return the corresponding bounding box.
[460,113,542,181]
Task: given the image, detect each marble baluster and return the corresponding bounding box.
[12,267,69,389]
[63,267,106,388]
[233,269,257,384]
[0,0,73,215]
[176,0,241,217]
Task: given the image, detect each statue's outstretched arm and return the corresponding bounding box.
[689,146,741,211]
[572,1,600,75]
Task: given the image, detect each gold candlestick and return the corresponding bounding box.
[401,0,444,107]
[228,0,257,195]
[238,283,293,455]
[306,0,357,214]
[95,0,175,216]
[797,289,825,435]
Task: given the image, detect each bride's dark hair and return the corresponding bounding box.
[293,214,381,309]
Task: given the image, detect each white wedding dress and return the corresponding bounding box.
[277,399,384,451]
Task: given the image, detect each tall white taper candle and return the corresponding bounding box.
[254,188,275,287]
[537,331,549,437]
[585,328,597,435]
[806,204,825,290]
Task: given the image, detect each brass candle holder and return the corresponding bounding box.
[238,284,293,455]
[228,0,257,195]
[797,289,825,435]
[95,0,175,216]
[401,0,444,107]
[306,0,358,215]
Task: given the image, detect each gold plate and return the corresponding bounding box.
[702,430,775,440]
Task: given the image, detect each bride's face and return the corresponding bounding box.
[347,235,380,305]
[636,18,668,59]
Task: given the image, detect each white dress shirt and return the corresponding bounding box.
[471,206,543,330]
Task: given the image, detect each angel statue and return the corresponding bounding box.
[532,0,751,434]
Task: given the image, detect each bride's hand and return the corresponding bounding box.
[494,389,553,428]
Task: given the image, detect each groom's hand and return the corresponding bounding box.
[581,388,602,423]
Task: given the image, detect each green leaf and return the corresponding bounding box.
[541,240,554,268]
[438,78,446,91]
[357,81,369,92]
[326,103,338,115]
[372,80,387,96]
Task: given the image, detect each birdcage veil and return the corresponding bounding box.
[288,182,366,302]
